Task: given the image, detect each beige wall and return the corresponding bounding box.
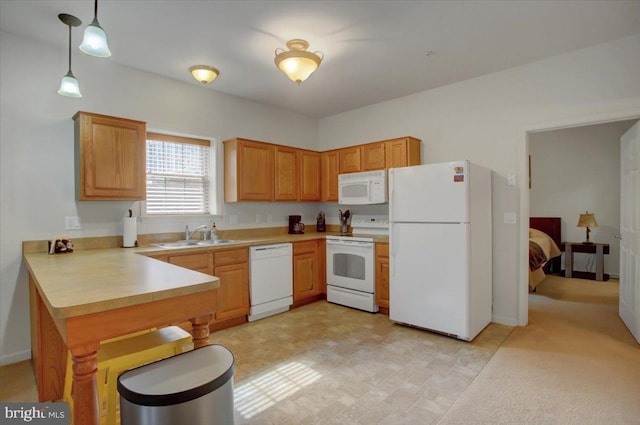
[2,29,639,364]
[318,35,640,326]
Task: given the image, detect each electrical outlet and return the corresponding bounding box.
[65,216,81,230]
[267,214,273,224]
[228,215,238,225]
[256,214,263,223]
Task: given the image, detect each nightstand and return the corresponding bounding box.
[561,242,610,281]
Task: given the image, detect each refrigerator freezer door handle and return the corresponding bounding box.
[389,171,394,222]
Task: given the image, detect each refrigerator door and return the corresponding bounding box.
[390,161,470,223]
[389,222,470,339]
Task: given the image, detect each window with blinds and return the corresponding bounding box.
[146,133,210,215]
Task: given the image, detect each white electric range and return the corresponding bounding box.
[325,215,389,312]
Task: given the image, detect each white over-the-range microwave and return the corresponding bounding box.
[338,170,387,205]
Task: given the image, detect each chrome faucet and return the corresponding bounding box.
[185,224,208,241]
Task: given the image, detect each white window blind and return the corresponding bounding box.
[146,133,210,215]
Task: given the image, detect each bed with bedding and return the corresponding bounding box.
[528,217,562,290]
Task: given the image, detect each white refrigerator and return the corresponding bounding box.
[389,160,492,341]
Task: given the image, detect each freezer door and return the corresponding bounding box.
[389,222,470,338]
[389,161,470,223]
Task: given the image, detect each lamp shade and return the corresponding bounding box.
[190,65,219,84]
[79,20,111,57]
[577,213,598,228]
[274,39,323,84]
[58,71,82,98]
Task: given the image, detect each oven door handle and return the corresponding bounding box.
[326,240,373,248]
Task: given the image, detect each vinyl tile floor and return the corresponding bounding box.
[0,301,512,425]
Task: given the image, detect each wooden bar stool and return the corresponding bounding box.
[63,326,192,425]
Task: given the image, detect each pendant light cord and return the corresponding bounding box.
[67,24,72,73]
[94,0,98,19]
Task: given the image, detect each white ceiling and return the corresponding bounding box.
[2,0,639,118]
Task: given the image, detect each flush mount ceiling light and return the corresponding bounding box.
[58,13,82,98]
[189,65,220,84]
[79,0,111,57]
[274,39,323,85]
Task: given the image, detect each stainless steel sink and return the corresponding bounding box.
[195,239,239,246]
[152,239,239,249]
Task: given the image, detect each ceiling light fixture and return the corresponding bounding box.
[57,13,82,98]
[274,39,323,85]
[189,65,220,84]
[79,0,111,57]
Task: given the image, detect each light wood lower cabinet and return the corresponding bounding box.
[149,248,249,329]
[375,243,390,314]
[213,249,250,322]
[293,239,326,305]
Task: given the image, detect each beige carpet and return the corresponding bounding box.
[437,276,640,425]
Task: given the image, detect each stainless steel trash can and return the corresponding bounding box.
[117,344,235,425]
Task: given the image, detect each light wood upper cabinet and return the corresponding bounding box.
[275,146,299,201]
[385,137,421,169]
[321,150,339,202]
[224,138,275,202]
[362,142,386,171]
[338,146,362,174]
[73,111,146,201]
[299,150,321,201]
[375,243,390,313]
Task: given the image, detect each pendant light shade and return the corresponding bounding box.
[190,65,219,84]
[57,13,82,98]
[79,0,111,57]
[58,71,82,98]
[274,39,323,85]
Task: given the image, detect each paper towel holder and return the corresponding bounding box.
[122,209,138,248]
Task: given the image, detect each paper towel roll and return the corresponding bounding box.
[123,217,137,248]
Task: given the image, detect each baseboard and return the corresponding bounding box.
[0,349,31,366]
[491,314,519,327]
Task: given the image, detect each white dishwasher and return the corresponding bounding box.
[248,243,293,322]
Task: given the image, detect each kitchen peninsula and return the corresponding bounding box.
[24,244,220,425]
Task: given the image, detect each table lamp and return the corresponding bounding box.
[577,212,598,245]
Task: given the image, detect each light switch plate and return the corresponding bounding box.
[503,212,517,224]
[507,173,516,186]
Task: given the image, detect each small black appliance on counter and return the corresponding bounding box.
[316,212,326,232]
[288,215,305,234]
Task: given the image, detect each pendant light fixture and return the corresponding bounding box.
[274,39,323,85]
[58,13,83,98]
[79,0,111,57]
[189,65,220,84]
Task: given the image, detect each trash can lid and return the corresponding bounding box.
[117,344,235,406]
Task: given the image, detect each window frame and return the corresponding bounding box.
[142,130,220,217]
